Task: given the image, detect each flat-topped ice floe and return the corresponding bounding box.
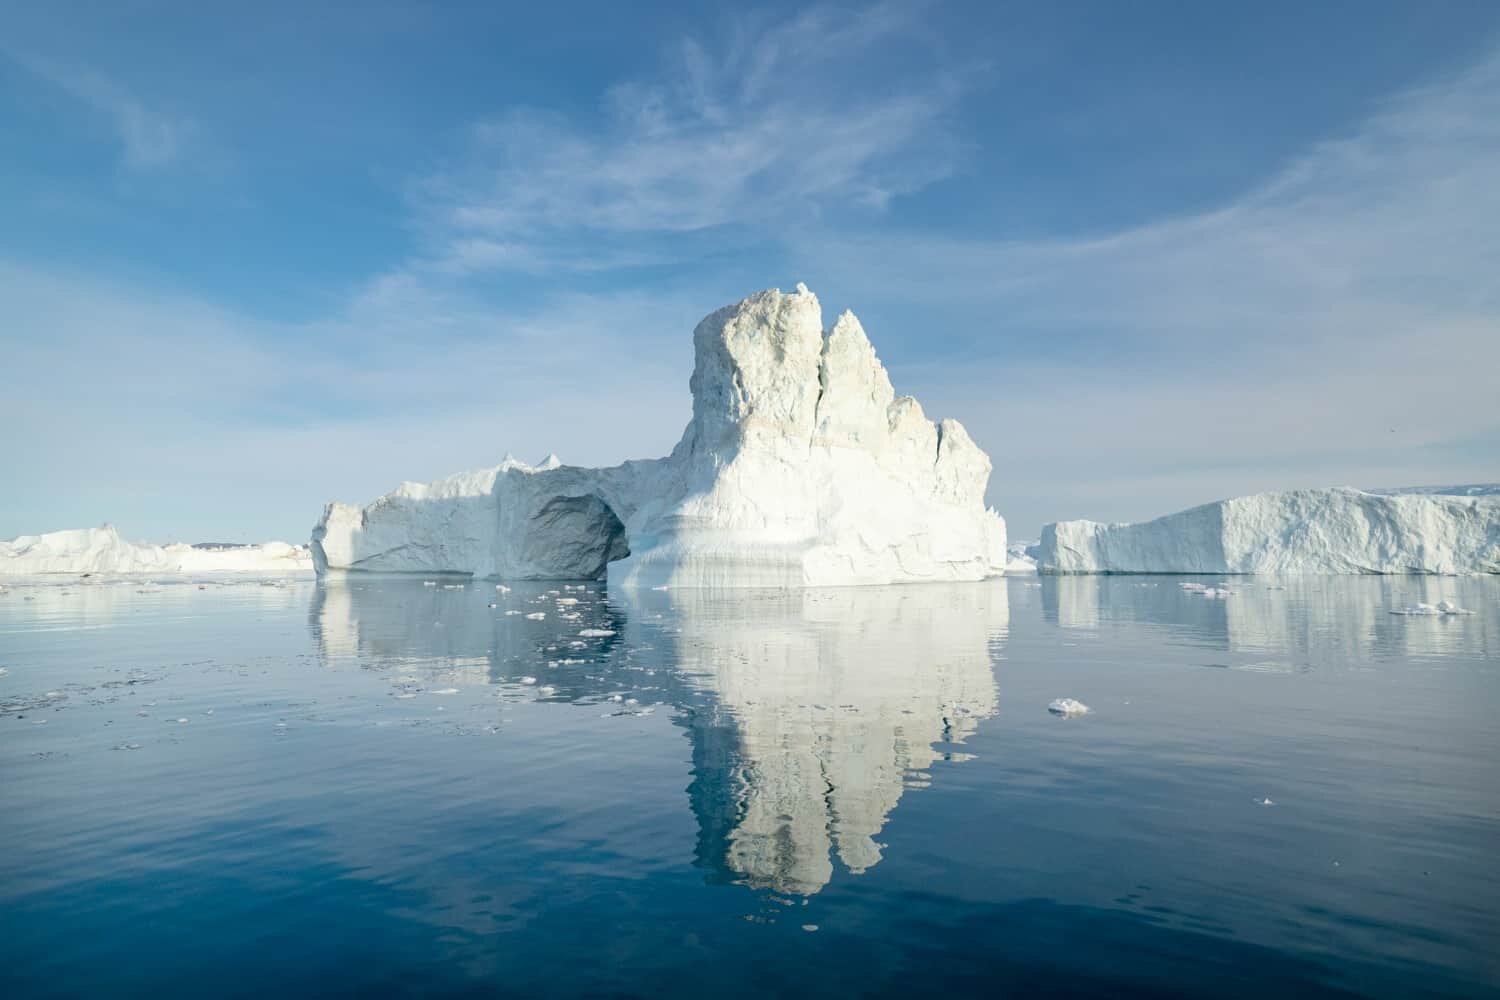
[312,284,1007,587]
[1036,488,1500,575]
[1,525,313,575]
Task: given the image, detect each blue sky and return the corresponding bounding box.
[3,0,1498,543]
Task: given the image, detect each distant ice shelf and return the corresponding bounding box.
[1,525,313,575]
[312,284,1007,587]
[1036,487,1500,575]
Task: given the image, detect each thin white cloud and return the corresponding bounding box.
[6,50,188,168]
[411,1,974,272]
[833,50,1500,533]
[0,257,701,541]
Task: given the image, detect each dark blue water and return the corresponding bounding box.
[2,574,1496,997]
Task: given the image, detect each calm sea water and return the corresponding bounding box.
[1,574,1496,998]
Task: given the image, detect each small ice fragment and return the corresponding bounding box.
[431,688,459,695]
[495,584,511,593]
[520,676,537,685]
[505,610,520,616]
[579,628,616,637]
[175,717,189,724]
[1259,797,1275,807]
[802,924,819,932]
[1048,698,1090,717]
[1390,602,1473,616]
[423,581,437,587]
[538,685,557,696]
[525,612,546,620]
[488,602,498,609]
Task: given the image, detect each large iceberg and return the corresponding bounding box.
[313,284,1007,586]
[1036,488,1500,575]
[1,525,313,575]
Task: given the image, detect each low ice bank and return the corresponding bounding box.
[1036,488,1499,575]
[312,284,1007,587]
[1,525,313,575]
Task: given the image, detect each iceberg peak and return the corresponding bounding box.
[312,285,1006,586]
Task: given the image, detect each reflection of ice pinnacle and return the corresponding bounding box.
[662,584,1007,896]
[311,577,1010,900]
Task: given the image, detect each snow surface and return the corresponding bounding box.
[1036,488,1500,575]
[312,284,1007,587]
[1368,483,1500,498]
[1,525,313,576]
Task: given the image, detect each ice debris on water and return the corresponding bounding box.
[1180,581,1232,598]
[525,612,546,620]
[1048,698,1090,717]
[578,628,616,637]
[1389,601,1474,616]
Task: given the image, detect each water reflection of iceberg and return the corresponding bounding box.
[621,585,1007,896]
[1043,574,1498,664]
[309,578,1008,897]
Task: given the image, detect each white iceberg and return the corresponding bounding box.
[1005,541,1038,574]
[1048,698,1090,716]
[1036,488,1499,575]
[312,284,1007,587]
[1,525,313,576]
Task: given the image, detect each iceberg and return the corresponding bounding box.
[313,284,1007,586]
[1036,488,1500,575]
[1,525,313,575]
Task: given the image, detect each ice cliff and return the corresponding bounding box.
[1,526,313,575]
[1036,488,1500,575]
[312,284,1007,586]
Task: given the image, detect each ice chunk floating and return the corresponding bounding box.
[1036,488,1499,575]
[312,285,1007,587]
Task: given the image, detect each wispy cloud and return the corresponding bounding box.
[0,255,702,540]
[410,1,975,274]
[6,50,188,168]
[829,50,1500,532]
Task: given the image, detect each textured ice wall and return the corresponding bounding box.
[312,284,1007,587]
[1037,488,1500,575]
